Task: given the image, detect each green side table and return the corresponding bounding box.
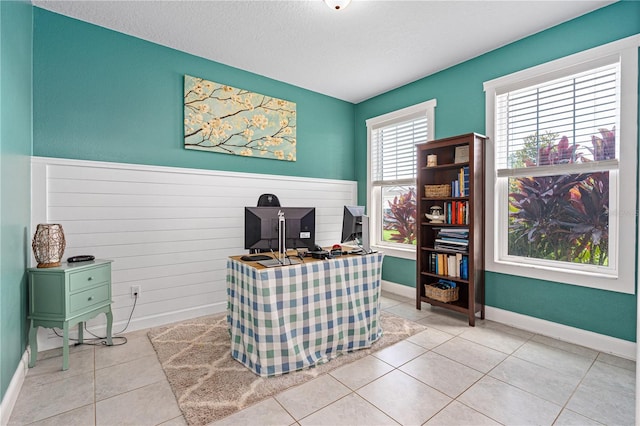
[27,259,113,370]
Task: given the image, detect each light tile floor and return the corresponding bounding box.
[9,292,636,425]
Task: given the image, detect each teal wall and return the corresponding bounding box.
[0,0,32,401]
[355,1,640,341]
[33,9,355,181]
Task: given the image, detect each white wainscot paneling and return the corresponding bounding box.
[31,157,357,350]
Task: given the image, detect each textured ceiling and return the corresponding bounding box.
[33,0,614,103]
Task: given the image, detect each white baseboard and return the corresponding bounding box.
[381,281,636,361]
[485,306,636,360]
[37,302,227,352]
[381,280,414,299]
[0,350,29,425]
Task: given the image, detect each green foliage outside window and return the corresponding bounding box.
[383,187,417,245]
[508,129,614,266]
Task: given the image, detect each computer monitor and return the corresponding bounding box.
[341,206,364,243]
[244,207,316,251]
[341,205,371,253]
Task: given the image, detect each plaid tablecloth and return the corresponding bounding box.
[227,252,384,376]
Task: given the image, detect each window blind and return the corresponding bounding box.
[371,116,428,185]
[496,61,619,175]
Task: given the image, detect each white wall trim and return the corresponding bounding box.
[31,156,358,354]
[485,306,636,360]
[30,156,355,187]
[381,280,415,300]
[0,350,29,425]
[381,280,635,360]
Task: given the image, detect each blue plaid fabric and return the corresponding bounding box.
[227,252,384,377]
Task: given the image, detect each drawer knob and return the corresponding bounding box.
[88,296,93,301]
[87,277,93,281]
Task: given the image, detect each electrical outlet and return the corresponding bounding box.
[131,285,141,299]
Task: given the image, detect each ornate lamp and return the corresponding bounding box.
[32,224,66,268]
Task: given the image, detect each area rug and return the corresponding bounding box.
[148,311,426,425]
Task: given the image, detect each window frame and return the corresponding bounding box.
[366,99,436,260]
[484,35,639,294]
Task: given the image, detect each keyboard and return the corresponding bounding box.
[258,258,301,268]
[240,254,273,261]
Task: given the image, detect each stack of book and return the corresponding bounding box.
[429,228,469,279]
[434,228,468,252]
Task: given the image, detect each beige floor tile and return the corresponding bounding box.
[406,327,454,350]
[383,302,432,321]
[26,404,95,426]
[95,381,181,426]
[400,351,483,398]
[95,332,157,369]
[371,339,427,367]
[25,348,95,386]
[358,369,451,425]
[9,372,95,425]
[513,340,595,379]
[95,354,166,401]
[299,393,397,426]
[488,356,582,404]
[459,323,529,354]
[329,355,394,390]
[432,337,507,373]
[531,334,599,359]
[425,400,500,425]
[554,409,604,425]
[566,378,635,426]
[596,351,636,372]
[275,374,351,420]
[459,376,562,425]
[209,398,295,426]
[416,311,470,335]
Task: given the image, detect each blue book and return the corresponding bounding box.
[461,255,469,280]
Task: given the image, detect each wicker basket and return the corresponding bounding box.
[424,284,459,303]
[425,184,451,198]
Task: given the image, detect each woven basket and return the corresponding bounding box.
[425,184,450,198]
[424,284,459,303]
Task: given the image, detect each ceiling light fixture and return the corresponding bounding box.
[324,0,351,11]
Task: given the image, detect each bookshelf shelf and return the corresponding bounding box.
[416,133,486,326]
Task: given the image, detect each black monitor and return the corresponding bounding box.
[341,206,365,243]
[244,207,316,251]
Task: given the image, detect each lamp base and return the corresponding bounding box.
[37,262,61,268]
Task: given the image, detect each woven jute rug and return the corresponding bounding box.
[147,311,426,425]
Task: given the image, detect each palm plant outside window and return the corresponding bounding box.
[496,62,619,271]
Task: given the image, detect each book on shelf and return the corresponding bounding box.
[428,252,468,279]
[441,201,469,224]
[450,166,470,198]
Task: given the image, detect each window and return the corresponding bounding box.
[366,99,436,260]
[484,36,639,294]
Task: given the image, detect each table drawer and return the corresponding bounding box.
[69,265,110,292]
[69,284,110,314]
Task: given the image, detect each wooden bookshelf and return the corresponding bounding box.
[416,133,486,326]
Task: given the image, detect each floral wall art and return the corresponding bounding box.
[184,75,297,161]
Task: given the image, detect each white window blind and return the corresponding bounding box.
[371,114,428,185]
[496,61,620,177]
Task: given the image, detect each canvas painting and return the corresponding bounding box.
[184,75,296,161]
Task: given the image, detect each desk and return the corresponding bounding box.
[227,252,384,376]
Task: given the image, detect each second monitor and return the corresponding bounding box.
[341,205,371,254]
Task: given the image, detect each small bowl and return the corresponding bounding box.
[425,213,444,223]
